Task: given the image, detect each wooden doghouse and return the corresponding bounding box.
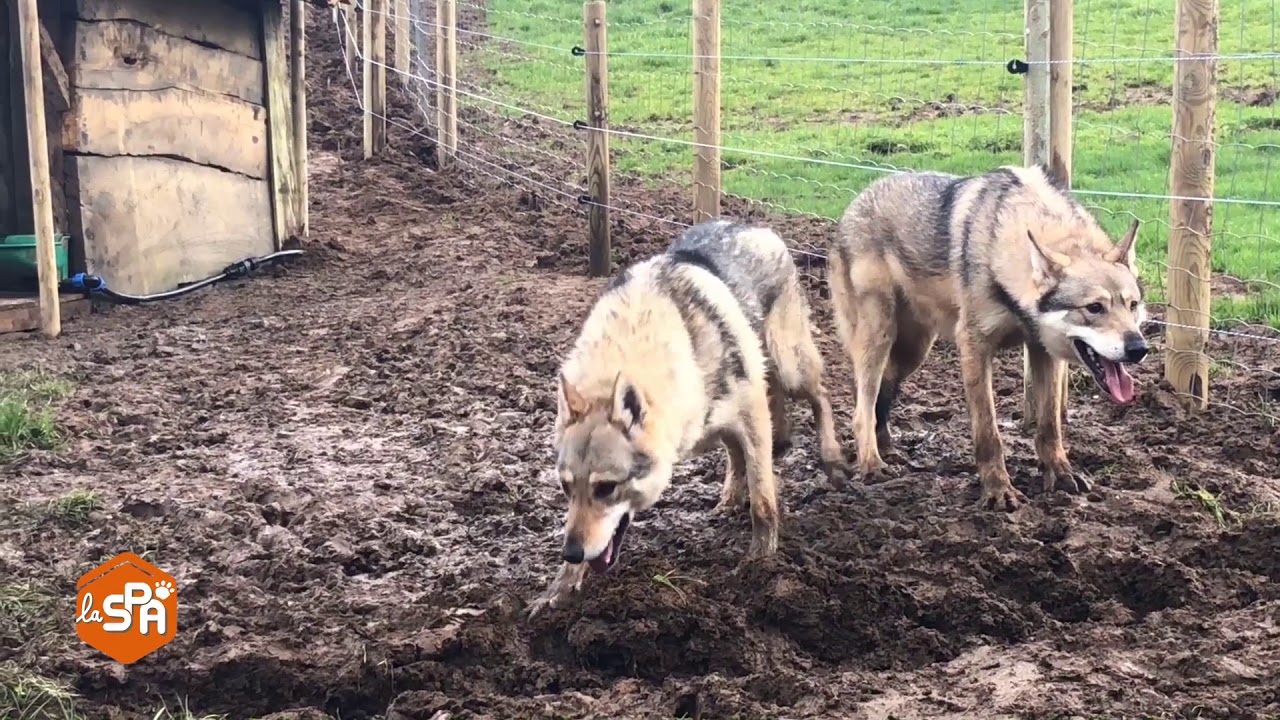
[1,0,328,335]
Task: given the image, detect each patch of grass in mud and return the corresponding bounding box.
[40,490,101,531]
[0,665,227,720]
[0,373,71,462]
[0,663,80,720]
[0,581,59,645]
[1168,477,1280,530]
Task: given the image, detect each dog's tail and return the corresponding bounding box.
[826,244,857,369]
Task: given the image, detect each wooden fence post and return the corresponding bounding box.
[1043,0,1073,428]
[435,0,458,170]
[583,0,610,277]
[363,0,387,157]
[291,0,309,236]
[16,0,60,337]
[342,3,360,82]
[692,0,720,224]
[394,0,411,73]
[1165,0,1217,409]
[1020,0,1050,430]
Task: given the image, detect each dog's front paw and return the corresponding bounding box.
[1044,460,1090,495]
[856,456,886,483]
[979,481,1028,512]
[527,563,586,619]
[747,532,778,560]
[525,594,556,620]
[713,492,748,516]
[823,459,853,490]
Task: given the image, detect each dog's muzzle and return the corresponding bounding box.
[588,512,632,575]
[1122,331,1148,364]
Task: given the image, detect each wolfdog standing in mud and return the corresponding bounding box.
[828,165,1149,511]
[528,220,848,616]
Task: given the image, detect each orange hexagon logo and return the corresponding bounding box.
[75,552,178,664]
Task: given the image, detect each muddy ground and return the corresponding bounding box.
[3,6,1280,720]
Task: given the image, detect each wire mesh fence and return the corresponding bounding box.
[342,0,1279,418]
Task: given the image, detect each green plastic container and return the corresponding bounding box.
[0,234,69,290]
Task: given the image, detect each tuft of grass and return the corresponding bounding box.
[0,580,67,663]
[472,0,1280,326]
[0,663,81,720]
[652,571,706,601]
[0,667,227,720]
[1171,477,1235,528]
[42,490,101,531]
[0,373,71,462]
[150,697,228,720]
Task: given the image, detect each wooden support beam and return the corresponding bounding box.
[264,1,299,247]
[691,0,720,224]
[435,0,457,170]
[1165,0,1218,409]
[16,0,60,337]
[363,0,386,157]
[583,0,610,278]
[291,0,309,236]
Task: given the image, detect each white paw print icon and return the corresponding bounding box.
[154,580,176,600]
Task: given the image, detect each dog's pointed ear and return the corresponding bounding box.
[609,372,643,431]
[1105,219,1140,272]
[558,372,591,423]
[1026,230,1065,283]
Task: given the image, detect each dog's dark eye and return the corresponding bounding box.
[1129,301,1139,312]
[1086,302,1106,315]
[592,482,618,500]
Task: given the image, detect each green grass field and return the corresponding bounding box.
[469,0,1280,327]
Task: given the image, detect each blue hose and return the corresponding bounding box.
[61,250,305,305]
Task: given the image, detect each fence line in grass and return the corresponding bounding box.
[335,0,1279,417]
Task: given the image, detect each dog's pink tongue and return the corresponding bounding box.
[587,542,613,574]
[1102,359,1136,404]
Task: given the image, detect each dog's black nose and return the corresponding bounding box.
[1123,332,1148,363]
[562,537,585,564]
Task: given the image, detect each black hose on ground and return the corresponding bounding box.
[59,250,305,305]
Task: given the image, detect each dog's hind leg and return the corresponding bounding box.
[714,437,749,514]
[724,383,780,559]
[764,280,850,488]
[877,308,936,454]
[766,369,793,457]
[847,291,895,481]
[1026,344,1089,495]
[830,254,895,480]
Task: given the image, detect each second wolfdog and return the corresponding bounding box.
[829,165,1149,511]
[528,220,848,616]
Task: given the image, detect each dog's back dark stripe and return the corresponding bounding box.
[668,247,724,283]
[959,169,1021,287]
[659,264,748,403]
